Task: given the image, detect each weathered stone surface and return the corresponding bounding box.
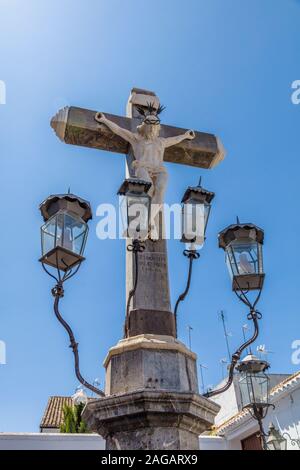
[83,390,220,450]
[104,334,196,362]
[128,309,175,337]
[126,239,172,315]
[104,334,198,396]
[50,107,225,169]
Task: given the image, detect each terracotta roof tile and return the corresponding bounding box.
[40,396,73,429]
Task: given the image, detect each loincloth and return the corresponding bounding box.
[131,160,167,175]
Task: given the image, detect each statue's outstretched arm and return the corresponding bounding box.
[95,112,135,143]
[163,130,195,148]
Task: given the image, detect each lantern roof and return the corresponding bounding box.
[181,185,215,204]
[218,222,264,250]
[236,354,270,373]
[117,177,152,195]
[39,193,92,222]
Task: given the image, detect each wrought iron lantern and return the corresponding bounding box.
[266,423,287,451]
[39,193,104,397]
[118,178,152,240]
[237,354,271,417]
[181,181,215,248]
[39,193,92,271]
[218,221,264,291]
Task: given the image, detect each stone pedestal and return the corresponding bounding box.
[83,390,219,450]
[83,335,220,450]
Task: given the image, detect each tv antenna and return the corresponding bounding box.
[198,363,208,394]
[220,357,228,379]
[218,310,232,362]
[257,344,274,361]
[187,325,193,350]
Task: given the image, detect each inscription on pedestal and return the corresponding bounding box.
[139,252,167,275]
[130,240,171,312]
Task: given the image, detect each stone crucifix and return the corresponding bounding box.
[51,88,225,338]
[95,106,194,207]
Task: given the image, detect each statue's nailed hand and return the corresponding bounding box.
[185,130,195,140]
[95,112,106,123]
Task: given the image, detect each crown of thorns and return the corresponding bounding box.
[136,101,166,118]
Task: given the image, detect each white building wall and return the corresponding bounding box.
[211,377,241,426]
[220,386,300,450]
[0,433,105,450]
[199,436,227,450]
[263,387,300,450]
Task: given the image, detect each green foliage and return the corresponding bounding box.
[60,402,88,434]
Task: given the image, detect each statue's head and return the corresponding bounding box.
[136,102,165,139]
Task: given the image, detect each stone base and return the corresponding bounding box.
[83,390,220,450]
[104,334,198,396]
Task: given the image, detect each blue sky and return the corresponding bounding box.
[0,0,300,432]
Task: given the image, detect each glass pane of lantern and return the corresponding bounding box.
[182,203,205,245]
[41,211,87,257]
[119,195,149,240]
[63,212,88,255]
[119,196,128,239]
[226,239,262,278]
[250,373,269,404]
[201,202,211,233]
[239,372,269,408]
[257,242,263,273]
[238,374,250,407]
[73,230,87,255]
[128,196,149,239]
[41,217,56,255]
[55,212,64,248]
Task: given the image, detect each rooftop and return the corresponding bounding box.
[40,396,73,430]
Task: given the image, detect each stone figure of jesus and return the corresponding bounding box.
[95,106,195,207]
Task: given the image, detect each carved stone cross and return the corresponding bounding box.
[51,88,225,337]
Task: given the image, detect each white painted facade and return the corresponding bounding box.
[0,433,105,450]
[199,371,300,450]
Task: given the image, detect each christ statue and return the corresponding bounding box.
[95,103,195,207]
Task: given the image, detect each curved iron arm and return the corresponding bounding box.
[124,239,145,338]
[52,282,105,397]
[256,411,268,451]
[174,249,200,338]
[204,284,262,398]
[282,432,300,448]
